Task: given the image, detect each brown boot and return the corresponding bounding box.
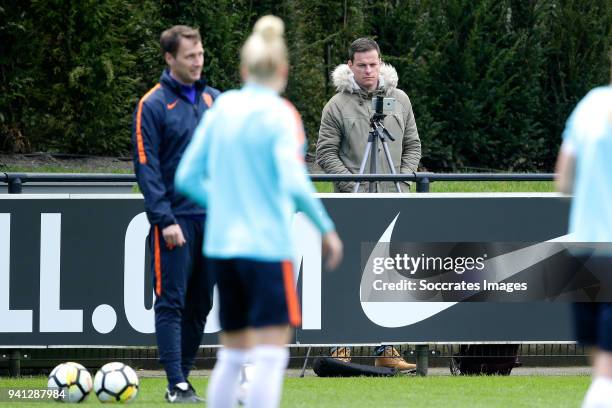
[374,346,416,371]
[330,346,351,363]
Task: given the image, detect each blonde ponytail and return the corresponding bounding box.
[241,15,288,86]
[253,15,284,41]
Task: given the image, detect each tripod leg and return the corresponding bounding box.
[369,134,378,193]
[353,141,373,193]
[299,347,311,377]
[380,139,402,192]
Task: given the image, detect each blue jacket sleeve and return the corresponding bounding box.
[132,99,176,228]
[274,103,335,234]
[175,111,213,209]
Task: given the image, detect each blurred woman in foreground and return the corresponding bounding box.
[175,15,343,408]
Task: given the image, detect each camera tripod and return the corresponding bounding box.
[352,113,402,193]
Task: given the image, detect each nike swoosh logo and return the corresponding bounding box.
[167,100,178,110]
[360,213,574,328]
[167,392,178,402]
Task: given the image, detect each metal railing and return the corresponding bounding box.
[1,172,556,194]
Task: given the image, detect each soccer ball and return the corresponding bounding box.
[236,363,255,406]
[47,361,93,403]
[93,362,139,403]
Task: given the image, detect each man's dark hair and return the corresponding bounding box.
[160,25,201,57]
[348,38,381,62]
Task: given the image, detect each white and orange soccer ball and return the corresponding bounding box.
[93,362,139,403]
[47,361,93,403]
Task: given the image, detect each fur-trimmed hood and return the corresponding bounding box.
[331,63,398,95]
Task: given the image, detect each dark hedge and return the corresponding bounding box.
[1,0,610,171]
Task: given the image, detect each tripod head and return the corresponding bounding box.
[370,113,395,142]
[371,112,387,124]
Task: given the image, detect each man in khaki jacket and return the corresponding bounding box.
[316,37,421,193]
[316,38,418,371]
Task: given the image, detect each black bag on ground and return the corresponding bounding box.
[450,344,521,376]
[313,357,397,377]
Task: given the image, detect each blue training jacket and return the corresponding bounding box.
[175,82,335,261]
[132,69,220,228]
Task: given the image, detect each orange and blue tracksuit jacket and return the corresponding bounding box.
[132,69,220,228]
[132,70,219,388]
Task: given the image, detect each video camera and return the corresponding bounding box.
[371,96,395,116]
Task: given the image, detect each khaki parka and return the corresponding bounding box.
[316,63,421,192]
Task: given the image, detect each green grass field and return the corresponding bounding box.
[0,375,589,407]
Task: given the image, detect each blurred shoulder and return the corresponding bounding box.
[258,97,300,132]
[574,86,612,117]
[583,86,612,104]
[279,98,301,117]
[211,89,241,107]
